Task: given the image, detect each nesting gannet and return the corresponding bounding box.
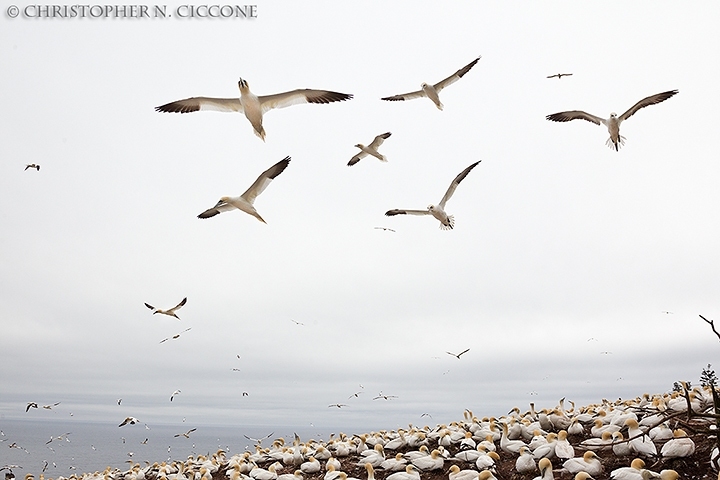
[348,133,391,166]
[119,417,140,427]
[170,390,181,402]
[156,79,353,141]
[532,458,553,480]
[624,418,657,457]
[447,465,478,480]
[562,451,602,476]
[159,327,191,344]
[446,349,470,359]
[659,429,695,458]
[198,157,290,223]
[24,164,40,171]
[386,465,420,480]
[515,447,536,474]
[381,56,481,110]
[609,458,645,480]
[546,89,678,151]
[385,161,480,230]
[174,428,196,439]
[144,298,187,320]
[546,73,573,79]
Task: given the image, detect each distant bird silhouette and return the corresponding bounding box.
[24,164,40,171]
[546,73,573,79]
[446,349,470,359]
[144,297,186,319]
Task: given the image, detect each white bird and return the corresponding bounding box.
[385,161,480,230]
[624,418,657,457]
[546,89,678,151]
[660,429,695,458]
[170,390,181,402]
[145,297,186,319]
[380,453,407,472]
[348,132,391,166]
[300,458,320,474]
[554,430,574,460]
[532,458,553,480]
[381,56,481,110]
[562,451,602,476]
[119,417,140,427]
[515,446,536,474]
[609,458,646,480]
[174,428,197,439]
[447,465,478,480]
[410,449,443,471]
[198,157,290,223]
[386,465,420,480]
[156,79,353,141]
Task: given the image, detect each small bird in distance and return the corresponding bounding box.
[546,73,573,79]
[348,132,391,166]
[446,348,470,359]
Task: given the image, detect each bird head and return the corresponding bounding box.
[238,78,249,90]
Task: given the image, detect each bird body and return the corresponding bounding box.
[198,157,290,222]
[381,57,481,110]
[386,161,480,230]
[156,79,353,141]
[348,133,391,166]
[546,90,678,150]
[145,298,186,319]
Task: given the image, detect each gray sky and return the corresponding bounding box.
[1,1,719,430]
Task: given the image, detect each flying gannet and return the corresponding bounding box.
[156,79,353,141]
[198,156,290,223]
[144,297,187,319]
[159,327,192,344]
[24,164,40,171]
[119,417,140,427]
[546,73,573,79]
[446,349,470,359]
[546,89,678,151]
[381,56,481,110]
[348,132,392,166]
[385,161,480,230]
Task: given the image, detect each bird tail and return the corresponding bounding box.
[606,136,626,151]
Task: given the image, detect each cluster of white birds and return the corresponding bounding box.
[12,386,717,480]
[155,57,487,230]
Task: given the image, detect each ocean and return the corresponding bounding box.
[0,418,345,477]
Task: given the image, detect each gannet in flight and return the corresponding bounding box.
[119,417,140,427]
[170,390,181,402]
[381,56,481,110]
[155,79,353,141]
[348,132,391,166]
[24,164,40,171]
[159,327,192,344]
[385,161,480,230]
[546,89,678,151]
[198,156,290,223]
[446,349,470,359]
[546,73,573,79]
[174,428,196,439]
[144,297,187,319]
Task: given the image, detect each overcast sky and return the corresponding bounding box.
[1,1,719,431]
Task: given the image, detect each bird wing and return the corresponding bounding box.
[240,156,291,204]
[155,97,243,113]
[170,297,187,312]
[457,348,470,357]
[433,56,481,93]
[348,151,367,166]
[144,303,155,311]
[439,161,481,209]
[368,132,392,149]
[618,89,678,122]
[546,110,604,125]
[197,201,238,219]
[381,88,426,102]
[385,209,430,217]
[258,90,353,114]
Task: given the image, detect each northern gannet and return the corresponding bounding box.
[159,327,191,344]
[24,164,40,171]
[119,417,140,427]
[348,133,391,166]
[446,349,470,359]
[156,79,353,141]
[385,161,480,230]
[144,297,187,320]
[381,56,481,110]
[546,90,678,151]
[546,73,573,79]
[198,156,290,223]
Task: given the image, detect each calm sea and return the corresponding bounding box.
[0,419,346,477]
